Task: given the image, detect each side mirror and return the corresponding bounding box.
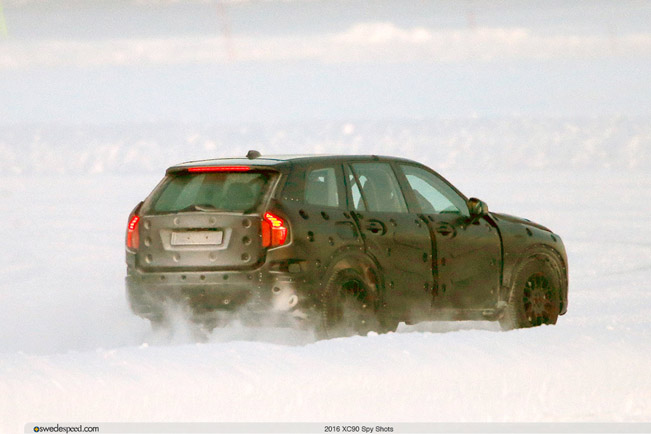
[467,197,489,218]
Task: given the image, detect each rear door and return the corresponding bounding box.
[345,162,434,321]
[396,163,501,311]
[278,162,363,281]
[137,168,278,271]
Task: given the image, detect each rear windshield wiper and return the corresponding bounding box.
[177,204,226,212]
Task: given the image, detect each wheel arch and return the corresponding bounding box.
[502,243,568,315]
[320,247,386,301]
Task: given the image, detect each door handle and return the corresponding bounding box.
[365,220,385,234]
[436,223,456,238]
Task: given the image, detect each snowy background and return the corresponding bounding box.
[1,1,651,432]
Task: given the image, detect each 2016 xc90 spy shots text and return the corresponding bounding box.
[125,152,568,338]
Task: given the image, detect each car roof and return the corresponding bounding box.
[168,154,421,172]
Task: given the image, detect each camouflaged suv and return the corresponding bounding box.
[125,152,568,337]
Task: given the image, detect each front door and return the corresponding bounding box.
[396,163,501,312]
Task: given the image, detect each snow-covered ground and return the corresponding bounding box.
[0,159,649,431]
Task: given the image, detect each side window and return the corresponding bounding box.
[350,163,408,213]
[305,167,340,208]
[400,164,469,217]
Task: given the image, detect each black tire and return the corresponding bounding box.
[500,254,563,330]
[316,268,382,339]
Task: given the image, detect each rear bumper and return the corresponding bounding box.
[125,266,316,324]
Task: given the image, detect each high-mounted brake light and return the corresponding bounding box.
[261,212,288,247]
[126,215,140,249]
[187,166,251,173]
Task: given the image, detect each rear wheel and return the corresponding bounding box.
[500,255,562,330]
[317,268,382,339]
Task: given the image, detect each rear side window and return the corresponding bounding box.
[144,171,276,214]
[350,163,408,213]
[305,167,340,208]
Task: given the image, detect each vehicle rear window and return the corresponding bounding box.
[144,171,276,214]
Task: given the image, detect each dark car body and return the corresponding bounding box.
[125,154,568,335]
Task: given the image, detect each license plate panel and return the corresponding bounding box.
[171,231,223,246]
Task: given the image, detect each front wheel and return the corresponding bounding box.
[500,254,563,330]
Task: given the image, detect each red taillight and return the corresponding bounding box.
[127,215,140,250]
[261,212,288,247]
[187,166,250,173]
